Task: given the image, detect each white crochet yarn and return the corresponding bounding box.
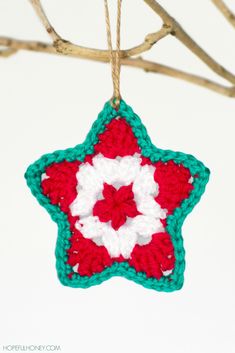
[70,153,167,259]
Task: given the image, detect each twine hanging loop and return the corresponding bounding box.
[104,0,122,109]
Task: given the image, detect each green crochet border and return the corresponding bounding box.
[25,100,210,292]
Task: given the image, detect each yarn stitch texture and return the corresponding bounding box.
[25,100,210,292]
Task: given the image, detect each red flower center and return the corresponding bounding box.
[93,183,140,230]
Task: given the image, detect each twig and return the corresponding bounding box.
[53,25,171,59]
[143,0,235,85]
[29,0,170,58]
[0,47,18,57]
[0,37,55,54]
[212,0,235,28]
[0,0,234,98]
[122,57,235,97]
[29,0,61,41]
[0,36,234,97]
[0,26,170,61]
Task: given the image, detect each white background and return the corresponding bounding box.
[0,1,235,352]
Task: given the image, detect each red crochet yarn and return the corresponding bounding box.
[154,160,193,214]
[41,160,80,213]
[42,163,113,277]
[93,183,140,230]
[129,232,175,280]
[94,118,140,158]
[67,230,113,277]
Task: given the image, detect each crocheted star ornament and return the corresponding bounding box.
[25,100,209,292]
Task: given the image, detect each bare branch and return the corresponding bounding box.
[0,37,56,56]
[0,26,170,61]
[29,0,61,41]
[143,0,235,85]
[0,1,235,98]
[0,47,18,57]
[28,0,170,58]
[0,36,234,98]
[122,57,235,97]
[212,0,235,28]
[55,25,171,58]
